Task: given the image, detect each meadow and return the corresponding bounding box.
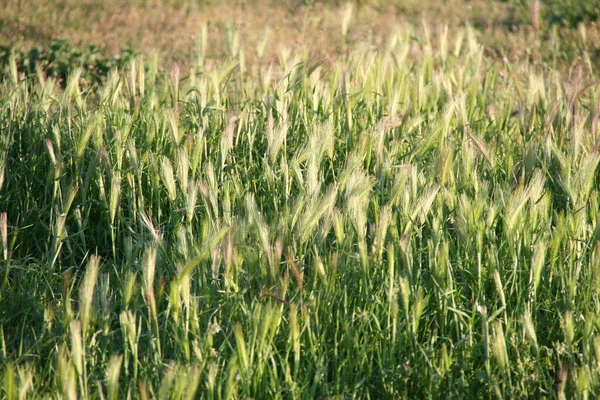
[2,1,600,398]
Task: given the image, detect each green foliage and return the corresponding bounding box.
[504,0,600,29]
[0,39,136,88]
[1,23,600,399]
[544,0,600,27]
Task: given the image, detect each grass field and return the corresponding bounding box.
[2,0,600,398]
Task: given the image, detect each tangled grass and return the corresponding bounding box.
[2,24,600,398]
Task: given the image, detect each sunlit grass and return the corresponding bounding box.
[1,21,600,399]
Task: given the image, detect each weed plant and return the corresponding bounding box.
[0,40,137,89]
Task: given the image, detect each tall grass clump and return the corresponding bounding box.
[1,23,600,398]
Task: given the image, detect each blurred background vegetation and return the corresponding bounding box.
[1,0,600,83]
